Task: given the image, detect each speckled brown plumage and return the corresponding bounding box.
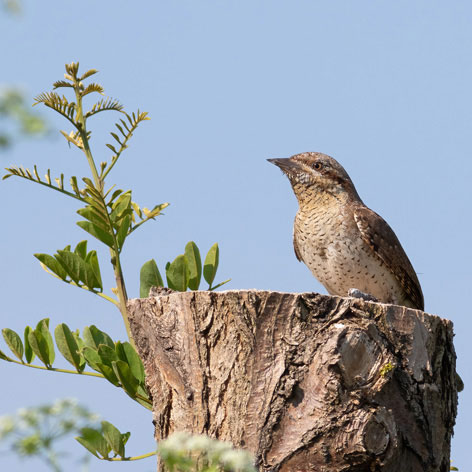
[268,152,424,310]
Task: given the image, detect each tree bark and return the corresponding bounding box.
[127,289,458,472]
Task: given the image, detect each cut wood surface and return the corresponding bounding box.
[127,289,458,472]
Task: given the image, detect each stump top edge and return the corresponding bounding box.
[128,288,449,323]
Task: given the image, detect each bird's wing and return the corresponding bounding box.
[293,229,302,262]
[353,205,424,310]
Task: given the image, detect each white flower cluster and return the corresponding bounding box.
[158,431,256,472]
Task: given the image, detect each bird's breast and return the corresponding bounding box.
[294,203,405,304]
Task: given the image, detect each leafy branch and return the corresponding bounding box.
[101,110,149,180]
[84,97,123,118]
[2,166,85,202]
[1,61,232,467]
[0,399,100,472]
[34,91,78,127]
[3,62,161,347]
[140,241,230,296]
[76,421,156,462]
[0,320,152,410]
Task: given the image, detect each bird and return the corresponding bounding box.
[268,152,424,310]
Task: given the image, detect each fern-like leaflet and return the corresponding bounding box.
[33,92,77,127]
[101,111,150,179]
[85,97,123,119]
[2,166,85,201]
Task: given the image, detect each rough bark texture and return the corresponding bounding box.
[127,289,457,472]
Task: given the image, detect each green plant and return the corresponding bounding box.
[1,0,21,15]
[0,399,99,472]
[0,88,48,148]
[1,62,231,466]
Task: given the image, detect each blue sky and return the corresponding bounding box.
[1,1,471,470]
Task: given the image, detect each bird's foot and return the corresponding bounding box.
[348,288,379,303]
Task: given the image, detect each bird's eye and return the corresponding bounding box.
[312,162,322,170]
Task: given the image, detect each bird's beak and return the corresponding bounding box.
[267,158,302,176]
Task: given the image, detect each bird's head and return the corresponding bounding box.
[268,152,360,204]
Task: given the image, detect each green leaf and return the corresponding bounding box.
[203,243,219,288]
[53,79,74,89]
[135,386,153,410]
[53,251,79,284]
[121,431,131,447]
[96,362,120,386]
[139,259,164,297]
[85,250,103,291]
[34,253,68,280]
[72,330,86,371]
[136,383,152,404]
[82,346,119,386]
[80,68,98,81]
[70,175,80,195]
[0,349,12,362]
[76,427,110,459]
[77,206,109,232]
[166,255,188,292]
[24,326,35,363]
[77,221,115,248]
[60,130,81,147]
[74,240,88,260]
[112,360,138,396]
[141,203,168,220]
[73,329,84,348]
[28,330,51,367]
[115,342,145,383]
[108,188,124,204]
[97,344,118,367]
[185,241,202,290]
[83,325,114,350]
[110,132,121,145]
[116,214,130,250]
[54,323,83,372]
[82,83,104,97]
[37,319,55,365]
[33,91,77,126]
[82,346,102,371]
[131,201,142,219]
[110,191,131,222]
[2,328,24,361]
[75,436,99,458]
[101,421,126,457]
[106,143,117,154]
[56,249,101,289]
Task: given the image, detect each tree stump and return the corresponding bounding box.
[127,289,458,472]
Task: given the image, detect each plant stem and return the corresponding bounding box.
[8,358,105,378]
[3,169,86,202]
[40,266,119,306]
[100,116,139,181]
[72,78,134,348]
[73,87,101,191]
[134,393,152,406]
[101,450,157,461]
[112,259,134,346]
